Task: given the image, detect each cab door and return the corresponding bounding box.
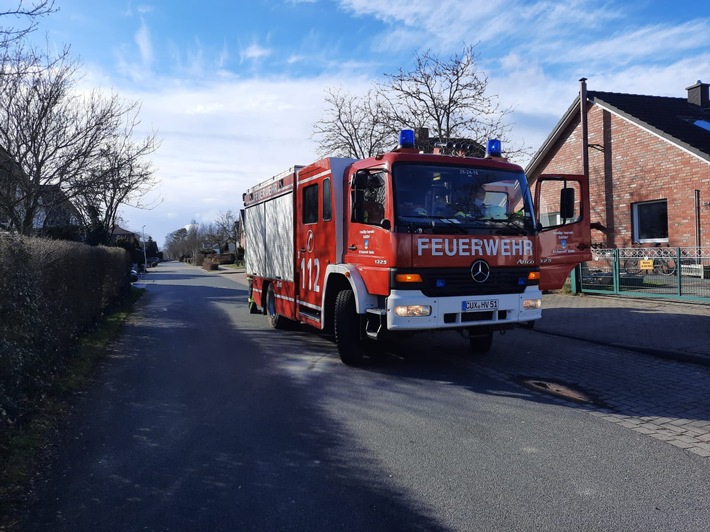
[535,174,592,290]
[343,169,391,295]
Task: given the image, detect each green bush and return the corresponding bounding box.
[217,253,235,265]
[0,235,131,428]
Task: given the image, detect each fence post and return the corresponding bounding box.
[676,247,682,297]
[570,264,580,294]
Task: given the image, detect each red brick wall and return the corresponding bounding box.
[532,103,710,249]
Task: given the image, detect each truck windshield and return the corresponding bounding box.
[393,163,536,235]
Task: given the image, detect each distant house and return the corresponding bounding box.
[0,182,81,235]
[0,146,82,235]
[526,79,710,250]
[33,185,81,231]
[110,225,139,242]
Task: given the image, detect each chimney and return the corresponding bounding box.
[686,80,710,108]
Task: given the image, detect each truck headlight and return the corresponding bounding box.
[523,298,542,310]
[394,305,432,317]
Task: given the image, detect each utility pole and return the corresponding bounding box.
[142,225,148,272]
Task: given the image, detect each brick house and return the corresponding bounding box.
[526,79,710,251]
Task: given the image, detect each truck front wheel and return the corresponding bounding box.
[334,289,364,365]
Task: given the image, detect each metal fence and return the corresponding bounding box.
[574,247,710,300]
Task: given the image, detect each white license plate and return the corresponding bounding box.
[462,299,499,311]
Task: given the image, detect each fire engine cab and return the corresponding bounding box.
[243,130,591,364]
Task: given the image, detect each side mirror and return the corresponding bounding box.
[559,187,576,220]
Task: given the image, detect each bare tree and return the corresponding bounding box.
[0,1,56,50]
[380,45,506,142]
[0,43,158,235]
[312,87,392,158]
[214,209,240,251]
[313,44,530,161]
[164,227,190,260]
[164,223,201,260]
[198,221,221,250]
[75,106,161,242]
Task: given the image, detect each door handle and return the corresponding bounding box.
[348,245,357,251]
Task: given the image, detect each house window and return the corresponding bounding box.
[632,200,668,243]
[302,184,318,224]
[322,178,332,221]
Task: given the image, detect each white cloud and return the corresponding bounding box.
[240,43,271,63]
[559,20,710,68]
[218,40,230,68]
[114,73,372,243]
[135,18,153,67]
[136,4,154,15]
[84,0,710,243]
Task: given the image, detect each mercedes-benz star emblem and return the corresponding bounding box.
[470,259,490,283]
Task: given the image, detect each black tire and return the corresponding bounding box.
[248,298,260,314]
[266,283,288,329]
[334,289,364,365]
[469,330,493,354]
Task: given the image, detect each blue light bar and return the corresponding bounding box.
[486,139,502,157]
[399,129,415,149]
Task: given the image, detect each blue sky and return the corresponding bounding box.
[25,0,710,245]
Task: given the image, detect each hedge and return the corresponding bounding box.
[0,234,132,428]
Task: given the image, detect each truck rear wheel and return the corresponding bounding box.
[469,330,493,354]
[334,289,364,365]
[266,283,289,329]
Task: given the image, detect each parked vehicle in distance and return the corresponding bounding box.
[147,257,160,267]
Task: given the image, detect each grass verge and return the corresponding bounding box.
[0,286,144,529]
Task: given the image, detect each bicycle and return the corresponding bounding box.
[652,256,676,276]
[622,256,676,276]
[622,258,642,275]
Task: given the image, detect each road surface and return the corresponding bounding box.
[19,262,710,531]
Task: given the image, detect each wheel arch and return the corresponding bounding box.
[322,264,378,330]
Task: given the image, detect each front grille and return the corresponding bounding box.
[392,267,536,297]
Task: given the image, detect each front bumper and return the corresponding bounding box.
[385,287,543,331]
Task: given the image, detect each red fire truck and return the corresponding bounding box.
[243,130,591,364]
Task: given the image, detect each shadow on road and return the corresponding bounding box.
[22,269,449,532]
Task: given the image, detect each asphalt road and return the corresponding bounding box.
[19,262,710,531]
